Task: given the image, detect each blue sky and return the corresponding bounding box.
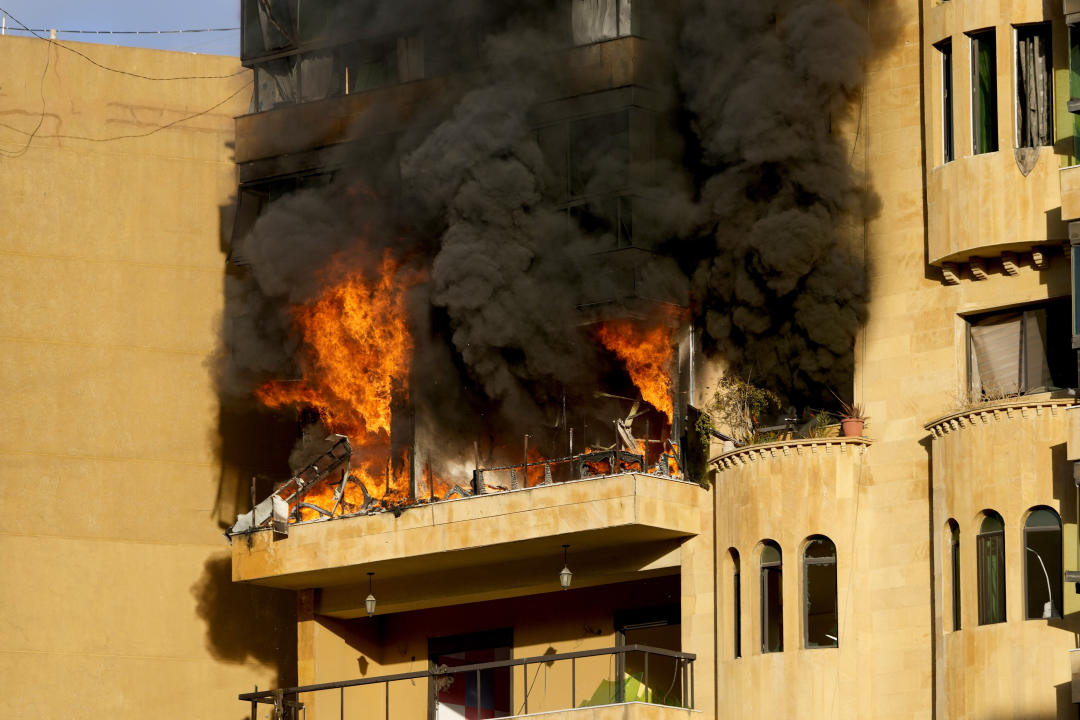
[0,1,240,55]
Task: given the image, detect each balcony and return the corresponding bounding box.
[240,644,697,720]
[927,148,1065,267]
[235,36,665,171]
[232,473,704,615]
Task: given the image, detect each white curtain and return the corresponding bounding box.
[573,0,631,44]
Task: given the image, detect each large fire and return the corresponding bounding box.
[594,318,675,423]
[244,255,684,527]
[256,251,417,518]
[256,251,413,440]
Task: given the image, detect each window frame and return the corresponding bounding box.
[730,548,742,659]
[969,28,999,155]
[1013,22,1054,149]
[759,541,783,654]
[948,519,962,631]
[1023,506,1062,620]
[935,37,955,164]
[802,536,839,649]
[976,512,1007,626]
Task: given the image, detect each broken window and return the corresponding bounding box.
[242,0,295,59]
[948,519,961,631]
[803,536,838,649]
[1024,507,1062,620]
[969,29,998,154]
[1016,24,1052,148]
[340,39,398,94]
[730,548,742,659]
[936,38,954,163]
[299,49,344,103]
[255,56,299,111]
[572,0,632,45]
[967,299,1073,398]
[760,541,783,653]
[977,512,1006,625]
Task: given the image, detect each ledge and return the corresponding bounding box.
[924,397,1076,437]
[709,437,871,471]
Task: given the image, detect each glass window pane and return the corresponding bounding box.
[971,29,998,154]
[805,537,836,560]
[977,530,1006,624]
[1025,516,1062,619]
[805,561,838,648]
[980,513,1004,534]
[1026,508,1060,529]
[761,544,781,565]
[761,566,783,652]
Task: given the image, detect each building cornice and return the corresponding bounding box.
[923,397,1076,437]
[710,436,872,471]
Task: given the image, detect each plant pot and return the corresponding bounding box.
[840,417,864,437]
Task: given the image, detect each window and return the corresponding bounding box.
[760,541,783,653]
[572,0,632,45]
[948,520,961,631]
[1016,24,1052,148]
[966,299,1074,398]
[730,549,742,658]
[970,29,998,154]
[803,537,838,648]
[977,512,1006,625]
[1024,507,1062,619]
[1070,25,1080,160]
[429,629,513,720]
[936,39,954,163]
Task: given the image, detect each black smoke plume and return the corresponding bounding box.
[221,0,873,464]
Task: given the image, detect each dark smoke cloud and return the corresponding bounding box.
[221,0,874,455]
[676,0,872,402]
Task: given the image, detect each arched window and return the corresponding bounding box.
[803,536,838,648]
[1024,507,1062,619]
[760,541,783,653]
[977,512,1006,625]
[729,549,741,658]
[947,520,961,631]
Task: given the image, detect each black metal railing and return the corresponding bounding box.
[239,644,695,719]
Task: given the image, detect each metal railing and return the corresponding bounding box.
[240,644,696,719]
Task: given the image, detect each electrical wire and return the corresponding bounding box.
[0,7,247,80]
[0,79,252,147]
[0,34,50,158]
[3,27,239,35]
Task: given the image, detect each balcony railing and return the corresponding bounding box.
[239,644,696,719]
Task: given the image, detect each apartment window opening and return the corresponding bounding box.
[615,605,682,706]
[1024,507,1062,619]
[970,29,999,154]
[977,512,1006,625]
[729,548,742,658]
[803,536,838,648]
[966,298,1074,398]
[1016,24,1053,148]
[760,541,783,653]
[429,629,513,720]
[948,519,961,630]
[936,38,954,163]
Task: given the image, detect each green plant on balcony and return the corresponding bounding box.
[697,373,781,448]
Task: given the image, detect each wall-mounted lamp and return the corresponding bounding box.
[365,572,377,617]
[559,544,572,590]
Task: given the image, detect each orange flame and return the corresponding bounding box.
[594,319,675,423]
[256,251,413,442]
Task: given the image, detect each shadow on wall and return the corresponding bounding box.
[191,552,299,689]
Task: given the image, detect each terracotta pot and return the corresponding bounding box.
[840,417,864,437]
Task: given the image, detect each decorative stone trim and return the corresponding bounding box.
[969,256,988,280]
[710,436,872,470]
[1000,251,1019,276]
[923,397,1076,437]
[935,244,1062,284]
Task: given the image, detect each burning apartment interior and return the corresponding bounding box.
[222,0,871,531]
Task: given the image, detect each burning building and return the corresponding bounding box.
[219,1,1080,720]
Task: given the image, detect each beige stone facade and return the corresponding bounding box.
[0,36,291,720]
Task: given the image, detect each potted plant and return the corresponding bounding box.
[832,393,868,437]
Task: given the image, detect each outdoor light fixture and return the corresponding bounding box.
[365,572,377,617]
[559,544,572,590]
